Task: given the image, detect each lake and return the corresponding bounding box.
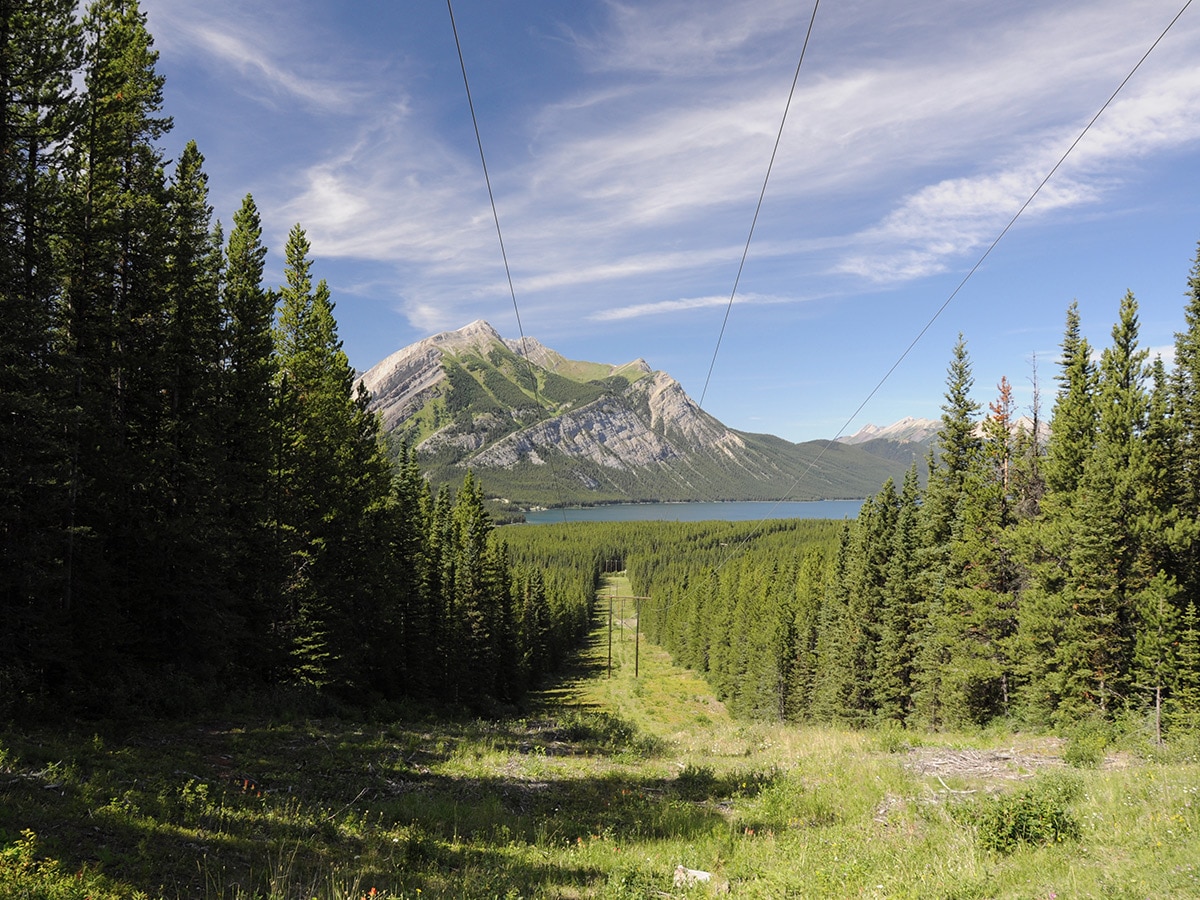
[521,499,863,523]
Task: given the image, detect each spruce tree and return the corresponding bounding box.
[1166,600,1200,733]
[273,223,392,691]
[923,334,981,547]
[152,139,231,675]
[912,335,981,727]
[1054,292,1150,720]
[0,0,81,699]
[810,523,856,723]
[1172,241,1200,612]
[220,193,280,679]
[1044,301,1097,496]
[874,466,922,724]
[937,377,1021,726]
[784,549,826,721]
[1014,304,1098,721]
[1132,571,1180,744]
[60,0,174,693]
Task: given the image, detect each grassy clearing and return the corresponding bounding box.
[2,574,1200,898]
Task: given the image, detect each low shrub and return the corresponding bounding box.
[961,774,1082,854]
[1064,718,1111,769]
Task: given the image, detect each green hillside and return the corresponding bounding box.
[379,340,906,506]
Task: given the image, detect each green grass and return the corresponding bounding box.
[3,574,1200,898]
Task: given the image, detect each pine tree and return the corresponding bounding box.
[912,335,981,728]
[0,0,82,700]
[874,466,922,724]
[220,193,280,679]
[59,0,174,693]
[273,223,393,691]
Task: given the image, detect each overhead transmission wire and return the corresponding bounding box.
[447,0,573,519]
[699,0,822,409]
[447,0,537,381]
[701,0,1196,574]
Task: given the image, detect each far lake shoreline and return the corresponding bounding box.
[520,499,863,524]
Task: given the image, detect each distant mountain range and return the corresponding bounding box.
[836,416,940,470]
[359,321,926,508]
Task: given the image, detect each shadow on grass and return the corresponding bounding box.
[0,593,751,897]
[0,711,762,898]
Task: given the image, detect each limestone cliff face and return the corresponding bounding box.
[359,320,738,474]
[359,319,503,431]
[358,321,909,502]
[470,371,748,471]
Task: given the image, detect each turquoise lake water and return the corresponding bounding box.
[521,499,863,524]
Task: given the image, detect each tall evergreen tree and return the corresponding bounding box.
[936,378,1022,726]
[912,335,980,727]
[0,0,81,700]
[1172,241,1200,611]
[219,193,281,679]
[810,524,854,723]
[59,0,174,693]
[1166,600,1200,733]
[145,139,231,675]
[1053,292,1149,720]
[273,224,392,691]
[923,334,981,547]
[784,549,826,721]
[1044,301,1097,496]
[1014,304,1098,721]
[874,466,922,724]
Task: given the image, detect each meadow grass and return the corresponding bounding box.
[2,573,1199,898]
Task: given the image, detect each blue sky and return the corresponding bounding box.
[146,0,1200,442]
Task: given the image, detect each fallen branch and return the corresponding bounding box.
[325,787,370,821]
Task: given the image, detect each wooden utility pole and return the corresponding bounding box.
[607,589,613,677]
[607,593,650,678]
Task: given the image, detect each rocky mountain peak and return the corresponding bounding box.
[359,322,911,504]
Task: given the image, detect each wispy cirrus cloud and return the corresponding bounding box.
[147,1,370,113]
[171,0,1200,344]
[590,291,799,322]
[182,25,363,112]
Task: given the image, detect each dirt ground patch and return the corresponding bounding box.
[904,743,1066,787]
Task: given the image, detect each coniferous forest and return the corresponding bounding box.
[0,0,594,715]
[4,0,1200,748]
[623,274,1200,739]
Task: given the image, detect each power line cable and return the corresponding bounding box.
[699,0,822,408]
[447,0,526,351]
[702,0,1195,571]
[447,0,574,520]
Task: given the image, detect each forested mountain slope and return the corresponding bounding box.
[360,321,908,505]
[601,267,1200,735]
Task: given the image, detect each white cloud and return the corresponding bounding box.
[147,1,369,112]
[225,0,1200,336]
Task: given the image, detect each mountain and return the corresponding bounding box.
[359,321,911,507]
[837,417,939,470]
[839,417,940,445]
[838,413,1049,474]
